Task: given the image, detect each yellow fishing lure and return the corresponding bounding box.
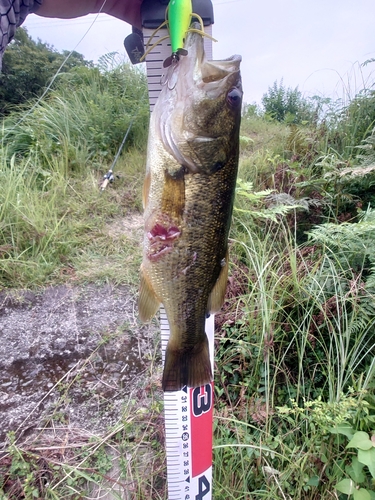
[169,0,193,55]
[141,0,216,67]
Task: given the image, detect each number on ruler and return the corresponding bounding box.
[192,384,212,416]
[195,475,210,499]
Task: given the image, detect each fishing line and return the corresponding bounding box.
[24,16,115,29]
[4,0,108,136]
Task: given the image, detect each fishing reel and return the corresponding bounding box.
[100,169,118,191]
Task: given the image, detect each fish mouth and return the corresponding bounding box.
[154,23,242,171]
[161,22,242,100]
[183,23,242,89]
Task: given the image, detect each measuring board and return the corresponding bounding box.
[160,308,214,500]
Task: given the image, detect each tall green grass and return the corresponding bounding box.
[214,243,375,496]
[213,138,375,497]
[0,63,148,289]
[2,64,149,167]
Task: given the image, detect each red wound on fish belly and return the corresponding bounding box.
[147,223,181,261]
[148,245,172,261]
[148,224,181,241]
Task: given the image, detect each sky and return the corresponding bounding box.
[22,0,375,106]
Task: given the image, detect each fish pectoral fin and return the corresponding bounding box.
[161,169,185,219]
[162,336,212,391]
[207,249,229,313]
[138,267,160,322]
[142,172,151,209]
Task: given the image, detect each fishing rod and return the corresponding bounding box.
[100,116,134,192]
[100,86,148,192]
[130,2,215,498]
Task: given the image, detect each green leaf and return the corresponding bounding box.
[358,448,375,478]
[353,489,371,500]
[335,478,355,495]
[330,425,354,439]
[347,432,373,451]
[346,456,365,483]
[306,475,319,487]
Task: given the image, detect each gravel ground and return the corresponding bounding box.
[0,284,160,449]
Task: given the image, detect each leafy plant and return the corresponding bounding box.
[335,430,375,499]
[2,61,149,167]
[261,79,316,124]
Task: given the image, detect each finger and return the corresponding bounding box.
[101,0,143,28]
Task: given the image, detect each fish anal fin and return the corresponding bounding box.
[142,172,151,209]
[161,169,185,219]
[162,336,212,391]
[207,249,229,314]
[138,266,160,322]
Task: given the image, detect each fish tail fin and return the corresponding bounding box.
[162,336,212,392]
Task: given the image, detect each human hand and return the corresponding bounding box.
[36,0,143,28]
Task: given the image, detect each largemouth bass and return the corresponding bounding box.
[139,27,242,392]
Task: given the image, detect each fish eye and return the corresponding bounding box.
[227,88,242,108]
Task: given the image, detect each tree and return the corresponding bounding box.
[0,27,92,115]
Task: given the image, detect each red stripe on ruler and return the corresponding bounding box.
[190,382,213,478]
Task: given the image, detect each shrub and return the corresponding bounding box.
[261,79,316,124]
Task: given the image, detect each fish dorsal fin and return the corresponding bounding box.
[138,266,160,322]
[207,249,229,314]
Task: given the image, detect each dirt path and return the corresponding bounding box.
[0,284,159,448]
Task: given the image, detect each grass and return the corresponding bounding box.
[0,148,145,289]
[1,394,166,499]
[213,186,375,498]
